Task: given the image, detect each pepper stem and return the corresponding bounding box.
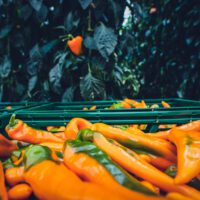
[9,114,17,127]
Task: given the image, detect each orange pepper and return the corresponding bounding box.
[0,133,18,158]
[40,142,64,152]
[90,105,97,110]
[169,129,200,184]
[125,126,145,135]
[64,118,92,139]
[91,133,200,199]
[141,181,160,194]
[24,160,128,200]
[8,183,32,200]
[124,98,139,107]
[5,166,24,186]
[147,120,200,140]
[0,161,8,200]
[91,123,176,162]
[161,101,171,108]
[121,101,132,108]
[5,115,64,144]
[166,192,194,200]
[67,36,83,56]
[53,132,66,139]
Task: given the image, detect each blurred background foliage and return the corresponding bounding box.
[0,0,199,101]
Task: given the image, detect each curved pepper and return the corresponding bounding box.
[0,161,8,200]
[23,145,129,200]
[64,118,92,139]
[8,183,32,200]
[5,115,64,144]
[0,133,18,158]
[124,98,139,107]
[67,35,83,56]
[161,101,170,108]
[147,120,200,140]
[90,124,176,162]
[79,130,200,199]
[169,129,200,184]
[5,166,25,186]
[64,140,156,197]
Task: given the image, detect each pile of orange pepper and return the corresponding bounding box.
[0,115,200,199]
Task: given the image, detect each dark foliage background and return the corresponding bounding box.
[0,0,199,102]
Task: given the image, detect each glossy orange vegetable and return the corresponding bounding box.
[124,98,139,107]
[141,181,160,194]
[0,133,18,158]
[121,101,132,108]
[147,120,200,139]
[91,132,200,199]
[91,123,176,162]
[40,142,64,152]
[126,127,145,135]
[12,150,25,166]
[161,101,170,108]
[149,156,174,171]
[64,140,157,198]
[64,118,92,139]
[46,126,65,132]
[0,161,8,200]
[90,105,97,110]
[166,192,194,200]
[67,36,83,56]
[169,129,200,184]
[5,166,24,186]
[24,160,128,200]
[54,132,66,139]
[5,115,64,144]
[8,184,32,200]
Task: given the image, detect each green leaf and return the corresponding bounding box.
[94,23,117,60]
[0,56,11,78]
[78,0,92,10]
[0,24,13,39]
[28,75,38,92]
[84,36,97,50]
[40,40,59,55]
[80,73,105,100]
[62,86,75,102]
[29,0,43,11]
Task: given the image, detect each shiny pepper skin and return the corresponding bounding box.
[67,36,83,56]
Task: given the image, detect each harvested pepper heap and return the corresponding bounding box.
[1,116,200,199]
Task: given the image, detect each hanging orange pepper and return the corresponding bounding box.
[169,129,200,184]
[0,161,8,200]
[5,115,64,144]
[64,118,92,139]
[5,166,25,186]
[0,133,18,158]
[8,183,32,200]
[79,131,200,199]
[90,123,176,162]
[161,101,171,108]
[67,35,83,56]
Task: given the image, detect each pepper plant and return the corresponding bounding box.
[0,0,199,101]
